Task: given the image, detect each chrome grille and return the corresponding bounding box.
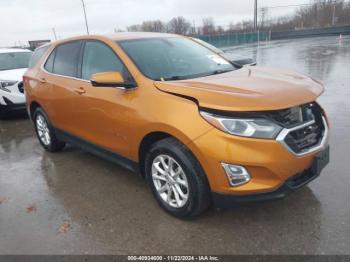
[269,103,315,128]
[276,103,328,156]
[284,121,324,154]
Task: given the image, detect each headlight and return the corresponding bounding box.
[0,80,17,92]
[200,111,283,139]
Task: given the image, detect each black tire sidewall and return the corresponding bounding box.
[33,108,64,152]
[145,139,210,218]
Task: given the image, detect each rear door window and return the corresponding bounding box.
[29,45,49,68]
[44,50,55,73]
[52,41,82,78]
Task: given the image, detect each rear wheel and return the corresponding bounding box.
[33,108,65,152]
[145,137,211,219]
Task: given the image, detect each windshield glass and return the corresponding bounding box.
[0,52,32,71]
[118,37,235,81]
[192,38,223,54]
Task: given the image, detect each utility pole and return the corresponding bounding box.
[81,0,90,35]
[192,20,196,35]
[260,7,267,29]
[254,0,258,31]
[332,3,336,26]
[52,28,57,40]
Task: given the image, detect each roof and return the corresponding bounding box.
[106,32,179,41]
[50,32,182,46]
[0,48,32,54]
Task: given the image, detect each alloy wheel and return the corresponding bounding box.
[151,154,190,208]
[36,114,51,146]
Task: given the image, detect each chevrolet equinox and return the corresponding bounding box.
[24,33,330,218]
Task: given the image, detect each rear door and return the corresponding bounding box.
[40,40,84,135]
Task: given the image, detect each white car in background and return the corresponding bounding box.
[0,48,32,118]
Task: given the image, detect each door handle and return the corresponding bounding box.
[39,77,46,83]
[73,87,86,95]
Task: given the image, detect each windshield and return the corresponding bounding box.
[0,52,32,71]
[191,38,223,54]
[118,37,235,81]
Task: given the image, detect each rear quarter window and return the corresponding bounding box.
[29,45,50,68]
[44,50,55,73]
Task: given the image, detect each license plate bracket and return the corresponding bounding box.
[311,146,330,176]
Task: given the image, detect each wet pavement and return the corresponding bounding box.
[1,35,350,255]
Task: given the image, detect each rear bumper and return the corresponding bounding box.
[212,165,321,207]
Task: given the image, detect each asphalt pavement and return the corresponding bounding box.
[0,35,349,254]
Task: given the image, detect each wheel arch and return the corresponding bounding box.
[138,131,173,177]
[136,121,212,177]
[29,101,42,120]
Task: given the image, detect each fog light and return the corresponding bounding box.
[222,163,251,187]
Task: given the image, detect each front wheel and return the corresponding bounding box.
[0,106,7,119]
[33,108,65,152]
[145,138,211,219]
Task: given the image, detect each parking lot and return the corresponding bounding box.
[0,35,349,255]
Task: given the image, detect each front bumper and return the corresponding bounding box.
[0,96,26,115]
[189,119,330,197]
[212,156,325,207]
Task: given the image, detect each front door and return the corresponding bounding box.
[72,40,135,157]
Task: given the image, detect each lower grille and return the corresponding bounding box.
[18,82,24,93]
[286,169,318,189]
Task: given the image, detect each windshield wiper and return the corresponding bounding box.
[159,75,187,81]
[157,69,234,81]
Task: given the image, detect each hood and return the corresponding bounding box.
[0,68,27,82]
[154,66,324,112]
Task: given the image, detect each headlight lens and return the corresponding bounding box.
[200,111,283,139]
[0,80,17,92]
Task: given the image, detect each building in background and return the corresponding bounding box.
[28,40,51,50]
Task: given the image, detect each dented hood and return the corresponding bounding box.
[154,66,324,112]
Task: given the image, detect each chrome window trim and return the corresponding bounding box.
[41,60,130,90]
[276,117,329,157]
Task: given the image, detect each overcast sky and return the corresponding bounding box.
[0,0,310,47]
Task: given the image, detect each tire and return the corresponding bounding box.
[0,106,7,119]
[145,137,211,219]
[33,107,65,152]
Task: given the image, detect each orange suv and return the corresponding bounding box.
[24,33,330,218]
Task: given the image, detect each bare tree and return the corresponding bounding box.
[260,7,269,29]
[202,17,216,35]
[167,16,191,35]
[127,24,142,32]
[225,0,350,32]
[127,1,350,35]
[141,20,166,32]
[216,26,225,34]
[241,20,254,31]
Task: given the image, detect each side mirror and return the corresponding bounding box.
[90,71,136,89]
